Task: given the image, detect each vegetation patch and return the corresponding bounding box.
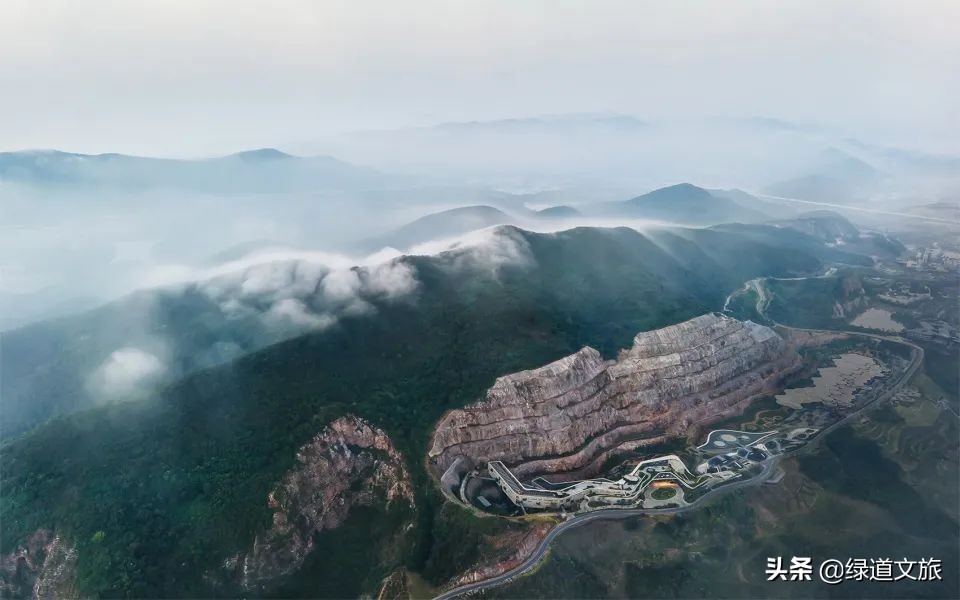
[651,486,678,500]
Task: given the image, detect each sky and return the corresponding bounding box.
[1,0,958,156]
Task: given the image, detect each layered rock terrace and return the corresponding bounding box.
[429,313,798,478]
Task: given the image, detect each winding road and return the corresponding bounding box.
[434,274,926,600]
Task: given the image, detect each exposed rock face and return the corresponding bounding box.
[0,530,77,599]
[445,522,552,589]
[376,569,411,600]
[832,274,867,318]
[225,415,414,592]
[429,314,798,478]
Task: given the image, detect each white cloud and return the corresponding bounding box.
[320,268,362,303]
[139,249,356,291]
[239,261,295,298]
[174,225,539,338]
[265,298,336,330]
[97,227,534,355]
[408,226,535,274]
[87,347,167,402]
[365,260,418,298]
[149,248,425,336]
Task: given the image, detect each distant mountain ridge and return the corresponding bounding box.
[363,183,788,254]
[0,148,391,192]
[764,148,880,203]
[427,113,648,134]
[593,183,768,225]
[762,210,905,258]
[365,205,515,251]
[535,205,582,219]
[361,203,584,252]
[767,210,860,242]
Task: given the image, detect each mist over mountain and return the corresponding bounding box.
[0,148,395,192]
[0,177,541,329]
[763,210,906,258]
[429,113,648,135]
[2,218,879,441]
[764,149,881,204]
[3,140,931,333]
[360,203,588,252]
[1,3,957,596]
[768,210,861,242]
[308,114,960,199]
[4,118,955,331]
[906,201,960,223]
[590,183,767,225]
[1,245,422,439]
[362,205,516,251]
[535,205,582,219]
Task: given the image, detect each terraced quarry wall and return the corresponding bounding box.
[429,313,799,478]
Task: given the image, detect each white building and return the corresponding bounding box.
[488,454,715,511]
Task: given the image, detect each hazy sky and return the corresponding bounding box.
[2,0,958,156]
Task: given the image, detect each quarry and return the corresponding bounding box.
[430,313,919,519]
[429,313,800,484]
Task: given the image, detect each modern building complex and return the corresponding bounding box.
[483,428,811,512]
[489,453,724,511]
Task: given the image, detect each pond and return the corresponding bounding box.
[850,307,904,332]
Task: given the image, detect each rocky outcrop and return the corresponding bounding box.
[445,522,552,589]
[832,273,867,318]
[429,314,799,478]
[0,530,77,599]
[377,569,411,600]
[224,415,414,592]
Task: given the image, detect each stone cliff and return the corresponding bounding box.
[831,273,867,318]
[222,415,414,592]
[446,522,553,588]
[0,530,77,599]
[429,313,799,478]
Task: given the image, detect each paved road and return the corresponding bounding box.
[434,276,927,600]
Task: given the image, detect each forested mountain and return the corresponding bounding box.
[0,223,833,596]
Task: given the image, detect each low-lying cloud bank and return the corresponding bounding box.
[87,347,168,402]
[82,226,537,404]
[201,256,420,334]
[404,225,535,273]
[143,225,538,333]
